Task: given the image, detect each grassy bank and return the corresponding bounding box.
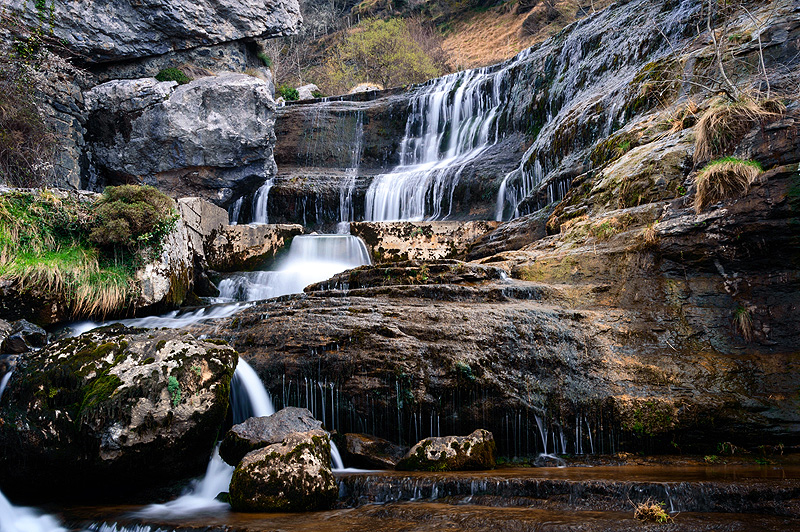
[0,186,177,318]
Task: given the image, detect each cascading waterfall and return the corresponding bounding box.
[217,234,371,302]
[364,50,531,222]
[137,359,274,518]
[250,178,274,224]
[337,111,364,234]
[228,197,243,225]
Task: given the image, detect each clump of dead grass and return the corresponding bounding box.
[694,157,762,212]
[633,499,673,524]
[694,97,784,163]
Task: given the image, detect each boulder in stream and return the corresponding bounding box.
[0,320,47,354]
[220,407,322,466]
[0,325,237,499]
[396,429,496,471]
[341,433,408,470]
[229,429,338,512]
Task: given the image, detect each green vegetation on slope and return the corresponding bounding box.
[0,185,177,317]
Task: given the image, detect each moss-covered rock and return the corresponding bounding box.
[229,429,338,512]
[0,324,237,500]
[219,407,323,466]
[395,429,496,472]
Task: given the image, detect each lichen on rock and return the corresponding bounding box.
[396,429,496,471]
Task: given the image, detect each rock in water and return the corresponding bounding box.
[396,429,496,471]
[1,320,47,354]
[229,430,338,512]
[4,0,301,63]
[85,74,277,207]
[0,325,237,499]
[341,433,408,470]
[220,407,323,466]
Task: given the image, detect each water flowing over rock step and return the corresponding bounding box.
[339,466,800,515]
[60,501,800,532]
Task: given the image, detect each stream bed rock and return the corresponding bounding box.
[0,325,237,500]
[220,407,322,466]
[229,429,338,512]
[396,429,497,472]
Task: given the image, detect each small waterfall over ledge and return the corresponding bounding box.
[364,49,532,222]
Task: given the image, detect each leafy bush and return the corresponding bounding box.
[155,67,192,85]
[277,84,300,101]
[89,185,177,253]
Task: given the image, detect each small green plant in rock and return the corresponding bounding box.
[733,303,754,342]
[277,85,299,101]
[633,499,672,524]
[167,376,181,407]
[256,52,272,68]
[155,67,192,85]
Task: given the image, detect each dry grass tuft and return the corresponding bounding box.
[694,98,783,163]
[733,303,754,343]
[634,499,673,524]
[694,157,762,212]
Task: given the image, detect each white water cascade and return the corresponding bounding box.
[364,49,532,222]
[218,234,371,302]
[0,372,69,532]
[137,359,274,518]
[250,178,275,224]
[338,111,364,233]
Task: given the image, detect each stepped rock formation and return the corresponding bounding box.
[0,325,238,499]
[190,0,800,457]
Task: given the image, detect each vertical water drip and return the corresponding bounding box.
[228,197,243,225]
[339,110,364,227]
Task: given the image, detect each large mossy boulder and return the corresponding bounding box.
[0,325,237,500]
[219,407,322,466]
[229,429,338,512]
[396,429,496,472]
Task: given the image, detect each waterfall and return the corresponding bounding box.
[0,371,68,532]
[364,49,532,222]
[250,178,274,224]
[338,111,364,233]
[218,234,371,302]
[137,359,274,518]
[228,197,243,225]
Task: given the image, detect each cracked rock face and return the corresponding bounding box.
[229,429,339,512]
[85,74,277,206]
[0,325,237,500]
[396,429,496,472]
[5,0,301,64]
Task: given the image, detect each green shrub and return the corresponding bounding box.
[277,85,300,101]
[155,67,192,85]
[89,185,177,253]
[256,52,272,68]
[311,90,326,99]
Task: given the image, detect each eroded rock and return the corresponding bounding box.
[341,433,408,470]
[0,325,237,499]
[220,407,322,466]
[229,429,338,512]
[1,320,47,354]
[396,429,496,471]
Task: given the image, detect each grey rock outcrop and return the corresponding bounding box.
[396,430,496,472]
[0,325,238,499]
[6,0,301,64]
[297,84,319,100]
[229,429,338,512]
[85,74,277,207]
[0,320,47,354]
[220,407,322,466]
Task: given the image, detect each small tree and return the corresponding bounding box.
[321,18,443,94]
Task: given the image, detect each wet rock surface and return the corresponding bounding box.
[0,320,47,354]
[229,429,338,512]
[341,433,408,470]
[0,325,237,500]
[220,407,323,466]
[396,429,496,472]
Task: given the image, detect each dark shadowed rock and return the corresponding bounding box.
[229,429,338,512]
[1,320,47,354]
[341,433,408,470]
[0,325,237,500]
[220,407,322,466]
[396,429,496,472]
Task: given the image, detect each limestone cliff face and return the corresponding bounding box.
[6,0,301,64]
